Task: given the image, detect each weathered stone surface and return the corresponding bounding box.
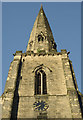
[26,5,57,53]
[1,5,83,119]
[2,54,22,118]
[0,97,2,119]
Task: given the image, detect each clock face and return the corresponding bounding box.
[33,100,49,111]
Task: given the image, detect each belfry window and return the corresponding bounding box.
[38,35,43,42]
[35,70,47,95]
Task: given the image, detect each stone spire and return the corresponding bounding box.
[26,5,57,53]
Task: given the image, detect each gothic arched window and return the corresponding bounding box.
[35,70,47,95]
[38,35,43,42]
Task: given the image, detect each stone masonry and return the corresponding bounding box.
[1,5,83,119]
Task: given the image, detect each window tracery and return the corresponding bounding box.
[35,70,47,95]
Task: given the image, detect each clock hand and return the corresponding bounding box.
[38,104,41,108]
[34,107,38,109]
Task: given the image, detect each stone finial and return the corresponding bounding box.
[41,4,43,9]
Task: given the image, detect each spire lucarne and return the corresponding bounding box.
[26,5,57,53]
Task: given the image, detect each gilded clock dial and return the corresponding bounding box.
[33,100,49,111]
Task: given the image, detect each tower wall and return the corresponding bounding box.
[16,50,82,118]
[61,50,82,118]
[2,53,22,118]
[1,52,82,119]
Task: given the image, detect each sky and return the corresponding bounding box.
[1,2,82,96]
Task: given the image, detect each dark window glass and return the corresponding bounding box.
[43,72,47,94]
[35,70,47,95]
[37,73,41,94]
[38,35,43,42]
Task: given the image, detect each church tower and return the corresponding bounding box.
[1,5,83,119]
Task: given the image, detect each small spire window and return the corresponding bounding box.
[38,35,43,42]
[35,70,47,95]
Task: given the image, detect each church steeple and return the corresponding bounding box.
[1,4,83,119]
[26,5,57,53]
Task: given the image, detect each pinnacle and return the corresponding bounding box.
[39,4,44,14]
[41,4,43,9]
